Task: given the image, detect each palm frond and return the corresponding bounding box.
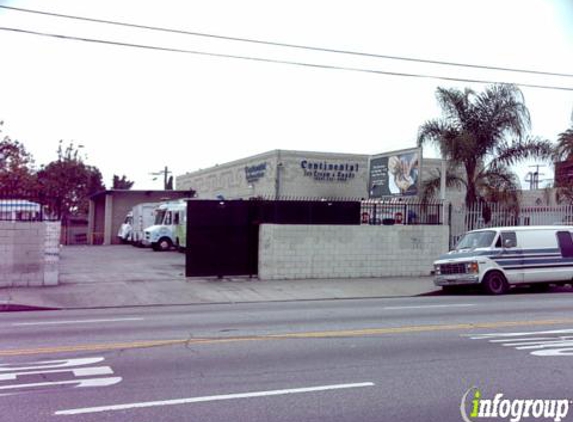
[473,84,531,157]
[418,120,461,156]
[475,166,520,205]
[435,87,474,125]
[419,167,466,202]
[492,136,554,167]
[554,127,573,161]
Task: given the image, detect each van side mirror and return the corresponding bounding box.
[504,238,513,248]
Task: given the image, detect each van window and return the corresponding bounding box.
[516,230,558,249]
[557,231,573,258]
[174,212,180,225]
[455,230,496,250]
[164,212,172,225]
[500,231,517,248]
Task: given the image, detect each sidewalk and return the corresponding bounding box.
[0,245,439,310]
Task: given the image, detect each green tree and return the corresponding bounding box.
[112,174,134,189]
[37,141,105,217]
[0,122,39,192]
[418,84,554,206]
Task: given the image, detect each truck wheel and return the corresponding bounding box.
[482,271,508,295]
[154,237,172,252]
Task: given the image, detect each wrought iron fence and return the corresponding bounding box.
[448,202,573,249]
[360,199,444,225]
[0,188,59,221]
[252,195,445,226]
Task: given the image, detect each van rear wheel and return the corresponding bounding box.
[482,271,508,295]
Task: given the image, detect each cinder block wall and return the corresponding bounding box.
[0,221,61,287]
[258,224,449,280]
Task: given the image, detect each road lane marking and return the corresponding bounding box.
[466,328,573,340]
[11,317,144,327]
[55,382,375,415]
[4,318,573,356]
[467,328,573,356]
[0,357,121,393]
[383,304,475,310]
[0,357,104,371]
[0,339,187,356]
[0,366,113,381]
[0,377,122,391]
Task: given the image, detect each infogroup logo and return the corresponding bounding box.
[460,387,571,422]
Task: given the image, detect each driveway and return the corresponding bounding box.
[59,245,185,284]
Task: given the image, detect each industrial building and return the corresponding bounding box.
[175,149,451,201]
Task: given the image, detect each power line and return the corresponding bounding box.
[2,4,573,80]
[1,25,573,92]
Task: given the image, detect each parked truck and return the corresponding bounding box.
[174,207,187,253]
[143,200,187,251]
[130,202,159,247]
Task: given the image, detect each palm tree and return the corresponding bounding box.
[418,84,554,207]
[554,126,573,161]
[553,122,573,203]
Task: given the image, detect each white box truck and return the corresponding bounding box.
[143,200,187,251]
[130,202,160,247]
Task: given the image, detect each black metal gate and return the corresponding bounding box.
[185,199,360,277]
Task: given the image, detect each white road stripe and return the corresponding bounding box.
[11,318,144,327]
[383,304,475,310]
[0,377,122,390]
[0,366,113,381]
[55,382,375,416]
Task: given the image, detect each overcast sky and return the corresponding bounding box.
[0,0,572,190]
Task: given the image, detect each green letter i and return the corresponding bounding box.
[470,389,481,417]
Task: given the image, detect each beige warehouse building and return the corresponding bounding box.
[176,150,372,200]
[176,148,457,202]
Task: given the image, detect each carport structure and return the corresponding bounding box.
[88,190,193,245]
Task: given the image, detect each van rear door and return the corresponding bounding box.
[521,229,568,283]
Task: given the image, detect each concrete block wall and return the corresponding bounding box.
[258,224,449,280]
[0,221,61,287]
[43,222,61,286]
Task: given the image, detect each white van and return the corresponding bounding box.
[433,226,573,294]
[143,201,186,251]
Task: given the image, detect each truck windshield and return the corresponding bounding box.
[154,210,166,225]
[455,230,496,250]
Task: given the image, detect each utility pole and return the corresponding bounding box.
[525,164,545,190]
[150,166,173,190]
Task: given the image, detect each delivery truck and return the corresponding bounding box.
[130,202,159,247]
[143,200,187,251]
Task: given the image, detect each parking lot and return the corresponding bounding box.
[59,245,185,284]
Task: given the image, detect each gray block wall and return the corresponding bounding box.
[0,221,61,287]
[258,224,448,280]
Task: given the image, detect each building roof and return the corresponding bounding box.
[89,190,194,201]
[177,149,371,179]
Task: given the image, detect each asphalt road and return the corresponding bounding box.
[1,292,573,421]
